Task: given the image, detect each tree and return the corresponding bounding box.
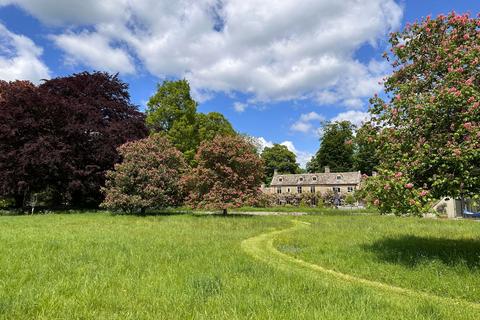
[146,80,236,163]
[146,79,197,132]
[353,123,380,175]
[261,144,300,184]
[368,12,480,202]
[308,121,355,173]
[183,135,264,214]
[101,134,186,214]
[0,72,147,208]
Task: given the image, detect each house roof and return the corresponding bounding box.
[270,171,362,186]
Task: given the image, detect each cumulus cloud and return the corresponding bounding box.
[291,111,325,134]
[0,0,402,104]
[331,110,371,128]
[233,102,247,113]
[291,110,370,137]
[51,31,135,74]
[0,23,50,82]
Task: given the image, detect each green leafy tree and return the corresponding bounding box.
[308,121,355,172]
[261,144,300,184]
[146,80,236,163]
[182,135,264,214]
[353,123,380,175]
[101,134,186,214]
[146,79,197,132]
[368,12,480,203]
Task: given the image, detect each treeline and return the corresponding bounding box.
[0,73,264,213]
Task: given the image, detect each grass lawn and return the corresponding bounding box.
[0,211,479,319]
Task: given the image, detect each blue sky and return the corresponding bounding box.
[0,0,479,166]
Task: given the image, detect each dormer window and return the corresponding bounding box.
[336,175,342,180]
[299,177,304,182]
[278,177,283,182]
[312,176,317,181]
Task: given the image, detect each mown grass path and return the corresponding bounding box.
[241,219,480,311]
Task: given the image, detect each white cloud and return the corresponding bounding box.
[331,110,371,128]
[233,102,247,113]
[51,31,135,74]
[0,0,128,25]
[291,109,370,137]
[0,0,402,103]
[0,23,50,82]
[291,111,325,134]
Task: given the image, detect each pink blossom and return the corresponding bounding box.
[409,199,416,205]
[405,183,414,189]
[463,122,473,130]
[394,172,403,178]
[373,199,380,206]
[395,94,401,101]
[384,184,391,190]
[453,148,462,157]
[465,77,474,85]
[419,190,428,197]
[464,34,470,40]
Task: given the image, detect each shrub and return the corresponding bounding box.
[101,134,186,214]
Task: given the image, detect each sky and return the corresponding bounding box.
[0,0,479,167]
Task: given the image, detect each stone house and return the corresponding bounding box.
[263,166,362,195]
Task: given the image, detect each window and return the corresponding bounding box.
[287,188,291,193]
[310,186,315,193]
[336,175,342,180]
[278,177,283,182]
[347,186,354,192]
[297,186,302,193]
[312,176,317,181]
[277,187,282,194]
[332,187,341,193]
[299,177,304,182]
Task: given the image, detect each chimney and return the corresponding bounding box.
[324,166,330,173]
[273,169,278,175]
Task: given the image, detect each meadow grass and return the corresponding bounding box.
[0,212,478,319]
[275,215,480,305]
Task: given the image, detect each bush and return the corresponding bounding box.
[101,134,186,214]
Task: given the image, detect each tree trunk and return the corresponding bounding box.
[141,207,146,215]
[222,208,227,216]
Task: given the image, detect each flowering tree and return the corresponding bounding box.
[359,170,433,215]
[183,135,264,214]
[101,134,186,214]
[366,12,480,212]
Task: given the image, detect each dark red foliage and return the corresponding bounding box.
[0,72,148,208]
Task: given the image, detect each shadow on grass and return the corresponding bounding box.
[363,236,480,269]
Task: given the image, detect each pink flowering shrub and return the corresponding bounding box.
[358,170,433,216]
[368,12,480,201]
[182,135,265,211]
[101,134,187,214]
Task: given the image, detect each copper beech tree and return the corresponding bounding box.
[0,72,147,208]
[183,135,265,214]
[364,12,480,214]
[101,134,187,214]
